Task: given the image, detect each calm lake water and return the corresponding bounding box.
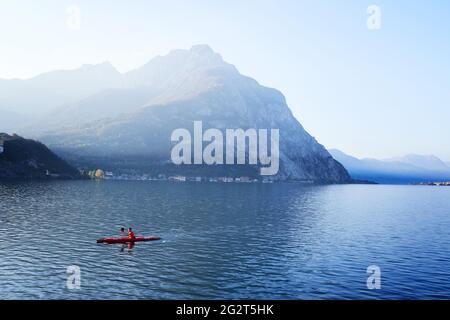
[0,180,449,299]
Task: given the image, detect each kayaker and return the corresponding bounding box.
[128,228,136,240]
[120,227,126,237]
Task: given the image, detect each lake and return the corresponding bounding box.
[0,180,449,299]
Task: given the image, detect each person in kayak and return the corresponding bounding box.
[128,227,136,240]
[120,227,127,237]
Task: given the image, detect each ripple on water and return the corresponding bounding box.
[1,181,450,299]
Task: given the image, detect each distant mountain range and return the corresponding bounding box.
[0,45,350,183]
[329,149,450,184]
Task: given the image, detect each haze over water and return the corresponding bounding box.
[1,180,449,299]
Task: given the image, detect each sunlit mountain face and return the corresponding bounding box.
[2,45,350,182]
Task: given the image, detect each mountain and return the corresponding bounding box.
[26,45,241,133]
[0,133,81,179]
[34,87,159,131]
[329,149,450,184]
[7,45,351,183]
[385,154,450,172]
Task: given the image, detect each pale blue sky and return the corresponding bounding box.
[1,0,449,160]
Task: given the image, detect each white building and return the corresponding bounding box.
[0,141,4,154]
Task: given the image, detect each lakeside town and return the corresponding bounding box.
[416,181,450,187]
[77,169,450,186]
[82,169,276,184]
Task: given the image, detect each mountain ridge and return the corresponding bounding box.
[384,154,450,172]
[329,149,450,184]
[2,45,351,183]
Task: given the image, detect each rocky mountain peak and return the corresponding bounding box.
[2,45,351,183]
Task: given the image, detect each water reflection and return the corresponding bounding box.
[1,180,450,299]
[119,243,135,254]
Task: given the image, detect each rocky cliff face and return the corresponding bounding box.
[0,133,80,179]
[31,45,350,183]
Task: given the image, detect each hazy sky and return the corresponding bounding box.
[1,0,449,160]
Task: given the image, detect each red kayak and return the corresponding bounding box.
[97,236,161,244]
